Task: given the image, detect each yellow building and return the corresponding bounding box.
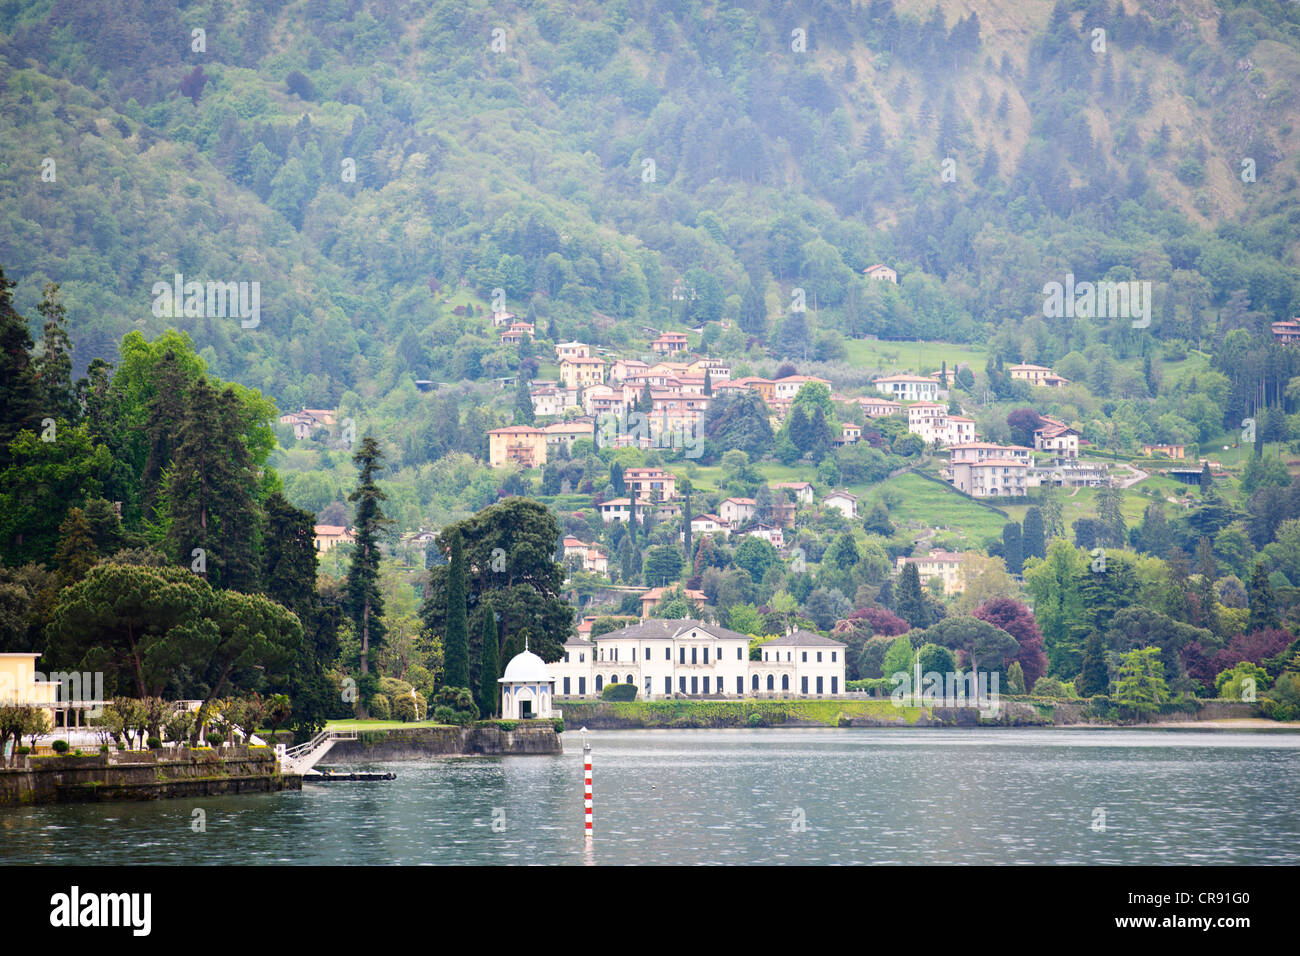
[0,653,59,717]
[895,551,969,595]
[488,426,548,468]
[560,356,605,389]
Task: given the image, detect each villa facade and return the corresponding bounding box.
[550,620,846,699]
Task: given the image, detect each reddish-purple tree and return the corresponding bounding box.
[973,597,1048,690]
[1006,408,1043,448]
[179,66,208,105]
[1209,628,1294,674]
[849,605,910,636]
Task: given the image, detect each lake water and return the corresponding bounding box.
[3,728,1298,865]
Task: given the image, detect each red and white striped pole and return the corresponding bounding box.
[582,727,592,838]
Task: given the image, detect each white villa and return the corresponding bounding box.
[550,620,846,699]
[872,373,941,402]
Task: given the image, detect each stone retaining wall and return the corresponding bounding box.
[0,746,296,806]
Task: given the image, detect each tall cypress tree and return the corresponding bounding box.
[1022,507,1046,560]
[479,602,499,717]
[1002,521,1023,575]
[346,435,391,680]
[896,561,929,629]
[443,530,470,688]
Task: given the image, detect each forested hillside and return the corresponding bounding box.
[3,0,1299,417]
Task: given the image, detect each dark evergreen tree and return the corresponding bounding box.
[1077,630,1110,696]
[1247,562,1279,633]
[513,375,535,425]
[1002,522,1023,575]
[1022,507,1046,560]
[263,491,336,737]
[896,561,930,629]
[479,601,499,717]
[346,435,392,683]
[165,378,258,592]
[0,266,43,474]
[33,283,77,426]
[443,530,470,688]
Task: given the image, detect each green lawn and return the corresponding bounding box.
[866,471,1008,547]
[325,719,452,732]
[840,339,987,375]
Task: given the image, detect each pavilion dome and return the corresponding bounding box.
[500,650,552,683]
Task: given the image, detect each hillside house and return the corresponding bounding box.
[560,356,605,389]
[864,263,898,283]
[1009,363,1070,388]
[313,524,355,552]
[950,458,1029,497]
[488,425,548,468]
[872,373,941,402]
[771,481,815,505]
[555,341,591,361]
[500,321,535,344]
[719,497,757,526]
[896,550,970,595]
[822,490,858,519]
[651,331,690,354]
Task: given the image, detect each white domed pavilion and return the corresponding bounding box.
[499,647,556,720]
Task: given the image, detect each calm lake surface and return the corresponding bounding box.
[4,728,1299,865]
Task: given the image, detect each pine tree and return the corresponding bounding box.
[479,602,499,717]
[1247,562,1279,633]
[703,369,712,396]
[33,283,77,426]
[443,530,470,688]
[346,436,392,680]
[52,507,98,586]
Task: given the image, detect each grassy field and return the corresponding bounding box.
[840,338,987,374]
[865,471,1008,547]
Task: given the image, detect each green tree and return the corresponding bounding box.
[1247,561,1279,633]
[1022,507,1046,560]
[479,602,499,717]
[1077,630,1110,696]
[443,530,470,689]
[882,634,915,683]
[164,378,259,591]
[46,563,214,698]
[346,436,392,684]
[895,561,930,629]
[1113,647,1170,718]
[0,266,43,474]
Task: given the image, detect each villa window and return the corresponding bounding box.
[802,651,807,662]
[817,652,822,662]
[665,648,670,660]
